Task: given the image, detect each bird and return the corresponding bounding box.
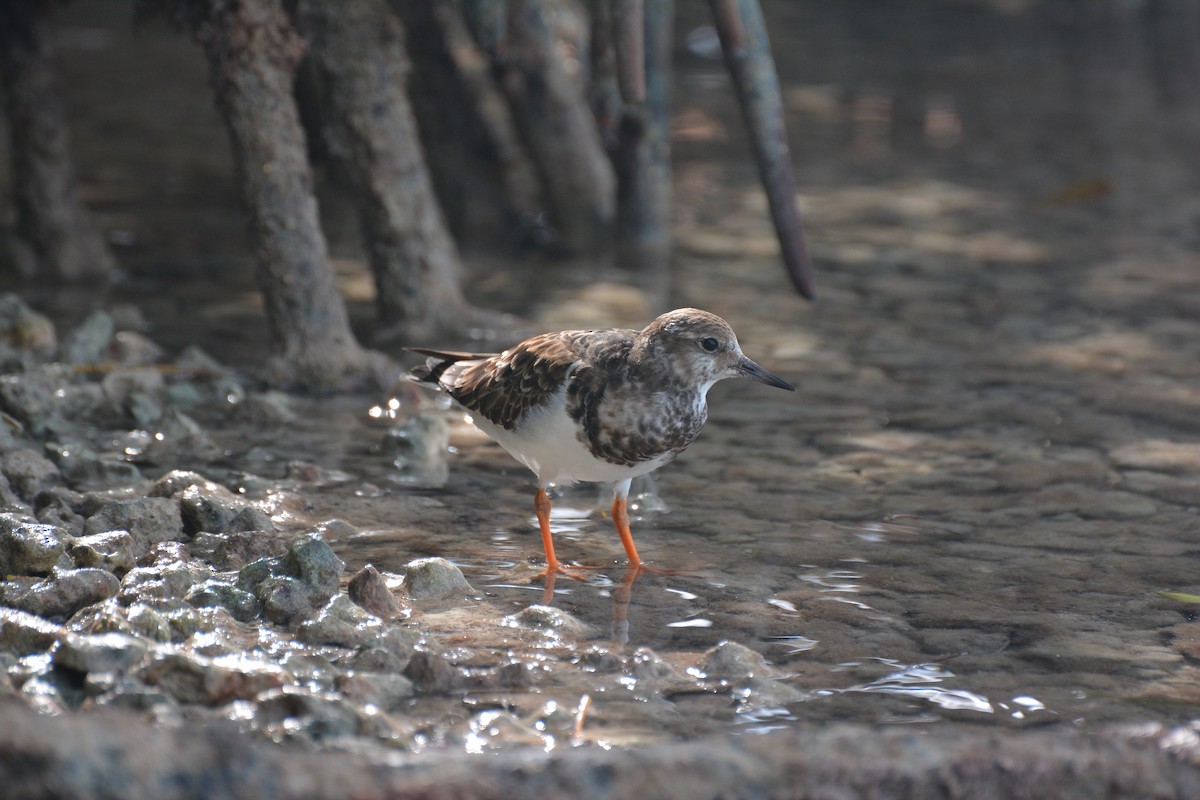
[407,308,794,579]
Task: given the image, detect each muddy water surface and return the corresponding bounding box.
[11,0,1200,754]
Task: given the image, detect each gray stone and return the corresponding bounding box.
[347,564,406,620]
[296,596,384,648]
[399,556,473,601]
[335,671,414,711]
[228,506,275,534]
[100,368,165,425]
[699,641,780,680]
[0,448,60,501]
[214,529,290,570]
[178,484,245,535]
[139,651,289,706]
[83,497,183,556]
[120,562,197,603]
[0,474,27,514]
[54,631,148,674]
[32,486,85,534]
[59,310,114,365]
[285,532,343,602]
[69,530,136,574]
[147,470,213,498]
[67,600,172,643]
[185,579,261,623]
[257,576,314,625]
[0,294,57,357]
[0,607,64,655]
[252,686,364,740]
[1,567,120,621]
[505,604,590,638]
[0,514,67,575]
[403,647,462,694]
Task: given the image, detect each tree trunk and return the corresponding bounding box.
[394,0,546,247]
[178,0,385,389]
[612,0,673,272]
[485,0,616,254]
[290,0,473,339]
[0,0,114,280]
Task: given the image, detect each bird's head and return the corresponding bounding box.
[635,308,795,393]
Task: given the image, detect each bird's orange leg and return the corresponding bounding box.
[532,487,596,582]
[611,494,644,567]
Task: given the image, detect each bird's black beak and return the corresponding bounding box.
[736,356,795,391]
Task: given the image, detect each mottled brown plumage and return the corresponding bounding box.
[408,308,794,577]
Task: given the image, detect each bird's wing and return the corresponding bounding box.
[407,334,584,431]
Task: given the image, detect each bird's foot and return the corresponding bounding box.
[532,561,604,583]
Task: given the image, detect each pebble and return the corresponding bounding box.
[334,671,414,711]
[69,530,137,574]
[0,448,61,501]
[139,651,289,706]
[296,596,384,648]
[399,557,473,601]
[698,640,781,680]
[0,607,65,656]
[504,604,590,638]
[185,579,261,623]
[54,631,149,674]
[59,310,114,365]
[251,686,366,740]
[82,497,184,558]
[0,514,68,575]
[1,567,120,621]
[347,565,406,620]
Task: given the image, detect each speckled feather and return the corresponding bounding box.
[409,309,791,478]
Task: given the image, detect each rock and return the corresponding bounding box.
[505,604,590,638]
[296,596,384,648]
[257,576,314,625]
[0,607,64,655]
[54,631,148,674]
[108,331,163,367]
[67,600,172,643]
[1,567,120,621]
[251,686,365,740]
[285,532,344,602]
[0,448,60,501]
[350,627,417,673]
[32,486,85,535]
[229,507,275,534]
[399,557,473,601]
[83,497,183,557]
[148,470,215,498]
[0,294,57,356]
[334,671,414,711]
[630,647,677,683]
[178,484,246,535]
[0,475,27,514]
[139,651,289,705]
[185,579,261,623]
[347,565,406,620]
[59,310,114,365]
[699,641,779,680]
[0,365,82,438]
[119,561,197,603]
[0,514,68,575]
[231,391,296,425]
[210,528,288,570]
[403,647,462,694]
[69,531,137,574]
[100,368,165,426]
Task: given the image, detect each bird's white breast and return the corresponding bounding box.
[466,383,672,486]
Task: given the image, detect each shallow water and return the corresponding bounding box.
[9,0,1200,752]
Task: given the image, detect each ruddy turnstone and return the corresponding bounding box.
[408,308,794,578]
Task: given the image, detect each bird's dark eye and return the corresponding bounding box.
[699,337,720,353]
